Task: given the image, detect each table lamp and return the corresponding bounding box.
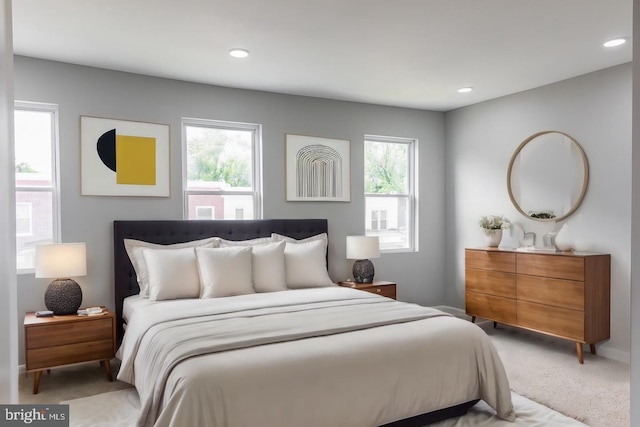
[346,236,380,283]
[35,243,87,315]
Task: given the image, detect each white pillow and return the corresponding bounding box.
[251,241,287,293]
[271,232,328,252]
[142,247,201,301]
[218,236,274,247]
[124,237,219,297]
[283,239,333,289]
[196,246,254,298]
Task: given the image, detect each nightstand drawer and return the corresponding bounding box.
[26,339,114,371]
[366,285,396,299]
[26,318,112,349]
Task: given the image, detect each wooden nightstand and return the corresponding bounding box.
[338,280,397,300]
[24,308,116,394]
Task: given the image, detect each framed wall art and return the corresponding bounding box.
[285,134,350,202]
[80,116,170,197]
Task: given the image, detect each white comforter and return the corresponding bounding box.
[117,287,515,427]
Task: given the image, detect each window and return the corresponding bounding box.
[16,202,33,236]
[364,135,416,252]
[183,118,261,220]
[14,102,60,272]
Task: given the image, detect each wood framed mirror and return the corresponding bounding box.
[507,131,589,222]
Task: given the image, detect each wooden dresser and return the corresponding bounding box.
[465,248,610,363]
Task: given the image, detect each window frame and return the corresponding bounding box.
[181,117,262,220]
[364,134,417,253]
[14,101,61,274]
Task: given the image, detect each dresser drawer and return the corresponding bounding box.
[517,301,584,341]
[26,318,113,349]
[516,254,584,281]
[465,269,516,298]
[517,275,584,310]
[465,291,516,324]
[26,339,114,371]
[465,250,515,273]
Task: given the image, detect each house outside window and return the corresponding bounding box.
[364,135,416,252]
[14,102,60,272]
[183,118,262,220]
[195,206,215,220]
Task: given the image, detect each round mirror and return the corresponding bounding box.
[507,131,588,222]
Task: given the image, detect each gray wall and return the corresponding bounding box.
[13,56,446,364]
[444,63,632,361]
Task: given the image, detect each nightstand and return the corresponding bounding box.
[24,308,116,394]
[338,280,397,300]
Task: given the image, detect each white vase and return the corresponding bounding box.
[483,229,502,247]
[555,222,573,251]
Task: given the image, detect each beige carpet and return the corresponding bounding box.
[18,326,629,426]
[484,325,630,427]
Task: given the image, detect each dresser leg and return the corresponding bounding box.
[590,344,596,355]
[32,371,42,394]
[471,316,476,323]
[493,322,497,328]
[575,342,584,364]
[103,359,113,382]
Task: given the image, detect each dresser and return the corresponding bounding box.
[465,248,610,363]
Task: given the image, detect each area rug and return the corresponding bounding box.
[63,388,587,427]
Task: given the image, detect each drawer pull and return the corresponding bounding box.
[376,288,381,293]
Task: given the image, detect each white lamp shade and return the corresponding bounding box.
[35,243,87,278]
[346,236,380,260]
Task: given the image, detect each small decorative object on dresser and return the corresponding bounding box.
[479,215,511,247]
[465,247,610,364]
[24,308,116,393]
[35,243,87,315]
[338,280,396,300]
[346,236,380,283]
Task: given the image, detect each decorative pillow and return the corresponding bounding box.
[271,232,328,252]
[124,237,219,297]
[142,247,201,301]
[196,246,254,298]
[218,236,274,247]
[250,241,287,293]
[283,239,333,289]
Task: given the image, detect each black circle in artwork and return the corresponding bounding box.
[97,128,117,172]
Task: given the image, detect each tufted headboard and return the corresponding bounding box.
[113,219,328,342]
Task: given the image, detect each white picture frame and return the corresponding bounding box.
[285,134,351,202]
[80,116,170,197]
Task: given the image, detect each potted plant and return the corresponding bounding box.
[479,215,511,247]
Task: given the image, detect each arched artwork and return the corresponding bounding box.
[286,134,350,201]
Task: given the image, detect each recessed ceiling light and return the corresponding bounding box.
[457,87,473,93]
[229,48,249,58]
[603,38,626,48]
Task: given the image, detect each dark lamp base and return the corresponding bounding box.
[44,279,83,315]
[353,259,375,283]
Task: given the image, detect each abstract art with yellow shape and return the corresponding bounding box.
[81,116,170,197]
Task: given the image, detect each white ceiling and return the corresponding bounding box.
[11,0,632,111]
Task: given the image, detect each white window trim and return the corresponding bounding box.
[182,117,262,220]
[15,101,61,274]
[364,134,417,253]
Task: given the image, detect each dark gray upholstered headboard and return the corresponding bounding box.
[113,219,328,341]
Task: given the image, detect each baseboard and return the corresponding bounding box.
[432,305,630,364]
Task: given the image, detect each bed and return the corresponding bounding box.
[113,219,515,427]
